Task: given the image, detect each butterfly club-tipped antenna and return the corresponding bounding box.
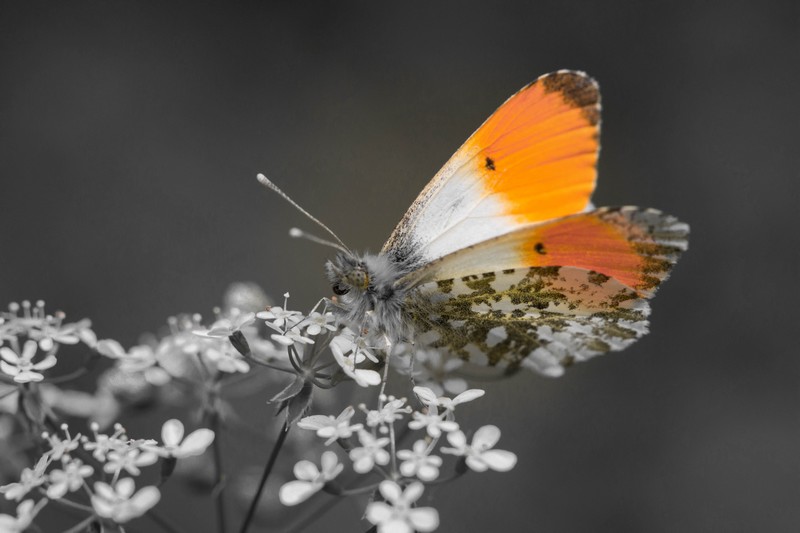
[256,173,353,256]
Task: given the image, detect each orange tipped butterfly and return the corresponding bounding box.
[260,71,688,377]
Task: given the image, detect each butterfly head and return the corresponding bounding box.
[325,253,370,297]
[324,250,412,342]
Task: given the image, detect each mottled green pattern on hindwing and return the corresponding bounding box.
[408,266,652,376]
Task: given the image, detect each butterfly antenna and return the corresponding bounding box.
[289,227,350,255]
[257,173,352,254]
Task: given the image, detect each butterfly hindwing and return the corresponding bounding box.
[400,207,688,376]
[403,206,689,298]
[382,71,601,266]
[407,267,652,377]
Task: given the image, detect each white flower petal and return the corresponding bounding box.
[320,451,341,477]
[0,361,19,376]
[93,482,115,500]
[380,520,414,533]
[378,480,402,503]
[465,456,490,472]
[91,495,115,518]
[0,347,20,364]
[451,389,485,405]
[403,481,424,503]
[270,334,295,346]
[364,501,390,523]
[292,460,319,481]
[279,480,318,506]
[412,386,438,405]
[480,450,517,471]
[96,339,126,359]
[21,341,38,361]
[32,355,57,371]
[128,486,161,515]
[443,431,466,451]
[116,478,136,498]
[354,369,381,387]
[176,429,214,457]
[472,425,501,450]
[408,507,440,532]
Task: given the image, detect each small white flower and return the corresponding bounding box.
[365,480,439,533]
[0,456,50,501]
[349,430,390,473]
[279,451,343,506]
[397,440,442,482]
[364,396,412,429]
[330,337,381,388]
[440,425,517,472]
[103,448,159,476]
[297,406,363,445]
[33,318,96,351]
[82,423,129,462]
[43,427,81,461]
[194,312,256,338]
[203,343,250,374]
[149,419,215,459]
[330,329,379,363]
[0,499,46,532]
[46,459,94,499]
[303,312,337,336]
[414,386,485,415]
[96,340,171,384]
[407,406,458,438]
[257,306,302,329]
[270,326,315,347]
[91,478,161,523]
[0,340,57,383]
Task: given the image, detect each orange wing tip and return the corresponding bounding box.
[538,70,601,125]
[467,70,602,226]
[603,206,689,295]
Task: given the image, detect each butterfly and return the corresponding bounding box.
[264,70,689,378]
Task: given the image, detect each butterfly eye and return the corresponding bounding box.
[332,283,350,296]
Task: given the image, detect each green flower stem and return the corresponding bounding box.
[238,421,290,533]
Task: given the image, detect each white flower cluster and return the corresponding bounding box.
[0,300,97,385]
[255,294,383,390]
[0,288,520,533]
[0,419,213,529]
[281,387,517,532]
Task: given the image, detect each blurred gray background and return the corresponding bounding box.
[1,1,799,532]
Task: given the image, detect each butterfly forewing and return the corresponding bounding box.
[382,71,601,266]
